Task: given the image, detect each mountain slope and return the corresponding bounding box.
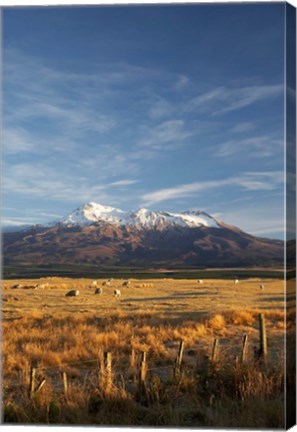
[3,203,283,269]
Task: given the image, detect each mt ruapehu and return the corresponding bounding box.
[3,202,283,268]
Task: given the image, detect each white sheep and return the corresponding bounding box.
[234,279,239,285]
[95,288,103,295]
[114,289,121,297]
[259,284,265,290]
[197,279,204,284]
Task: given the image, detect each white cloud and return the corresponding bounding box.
[216,135,283,158]
[3,127,36,154]
[142,171,284,205]
[148,97,173,120]
[8,101,115,133]
[139,119,192,149]
[108,179,139,187]
[2,217,39,226]
[174,74,190,90]
[186,84,283,115]
[229,122,255,133]
[3,158,141,205]
[217,202,284,238]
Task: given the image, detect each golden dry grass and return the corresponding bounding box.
[2,276,293,427]
[2,277,288,373]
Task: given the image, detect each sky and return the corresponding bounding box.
[2,3,287,238]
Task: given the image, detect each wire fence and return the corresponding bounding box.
[4,318,284,402]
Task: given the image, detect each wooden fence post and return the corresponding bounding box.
[63,372,68,400]
[211,338,219,361]
[174,340,185,376]
[241,334,248,363]
[138,351,147,391]
[103,351,112,394]
[130,348,137,382]
[130,348,136,368]
[29,366,36,399]
[35,378,46,395]
[258,313,267,361]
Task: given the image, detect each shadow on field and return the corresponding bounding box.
[261,296,286,302]
[85,310,209,326]
[121,291,211,303]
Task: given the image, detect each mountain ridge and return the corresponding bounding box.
[47,202,221,230]
[3,202,283,269]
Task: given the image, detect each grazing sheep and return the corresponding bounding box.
[259,284,265,290]
[114,289,121,297]
[102,281,111,287]
[95,288,103,295]
[89,280,99,288]
[122,280,131,287]
[65,290,79,297]
[234,279,239,285]
[197,279,204,284]
[11,284,23,289]
[35,283,49,290]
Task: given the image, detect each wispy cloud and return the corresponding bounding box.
[3,160,140,205]
[185,84,283,115]
[3,127,35,154]
[174,74,190,90]
[148,96,173,120]
[142,171,284,205]
[8,101,115,133]
[139,119,192,150]
[2,217,44,226]
[3,48,285,238]
[217,201,284,238]
[216,135,283,158]
[108,179,139,187]
[229,122,255,134]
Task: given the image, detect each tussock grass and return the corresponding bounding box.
[3,355,287,428]
[2,276,289,427]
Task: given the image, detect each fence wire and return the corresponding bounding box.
[3,330,284,398]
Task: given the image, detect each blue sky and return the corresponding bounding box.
[2,3,286,238]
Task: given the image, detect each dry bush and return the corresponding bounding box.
[207,314,226,331]
[223,309,255,326]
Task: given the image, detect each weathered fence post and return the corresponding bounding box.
[130,348,136,368]
[241,334,248,363]
[63,372,68,400]
[103,351,112,394]
[258,313,267,361]
[138,351,147,392]
[29,365,36,399]
[35,378,46,395]
[174,340,185,377]
[130,348,137,382]
[211,338,219,361]
[29,363,46,398]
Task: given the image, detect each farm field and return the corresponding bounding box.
[2,276,295,427]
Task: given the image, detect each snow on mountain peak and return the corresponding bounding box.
[53,202,221,230]
[57,202,127,226]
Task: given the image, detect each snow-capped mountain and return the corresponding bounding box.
[3,202,283,269]
[50,202,220,230]
[54,202,127,227]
